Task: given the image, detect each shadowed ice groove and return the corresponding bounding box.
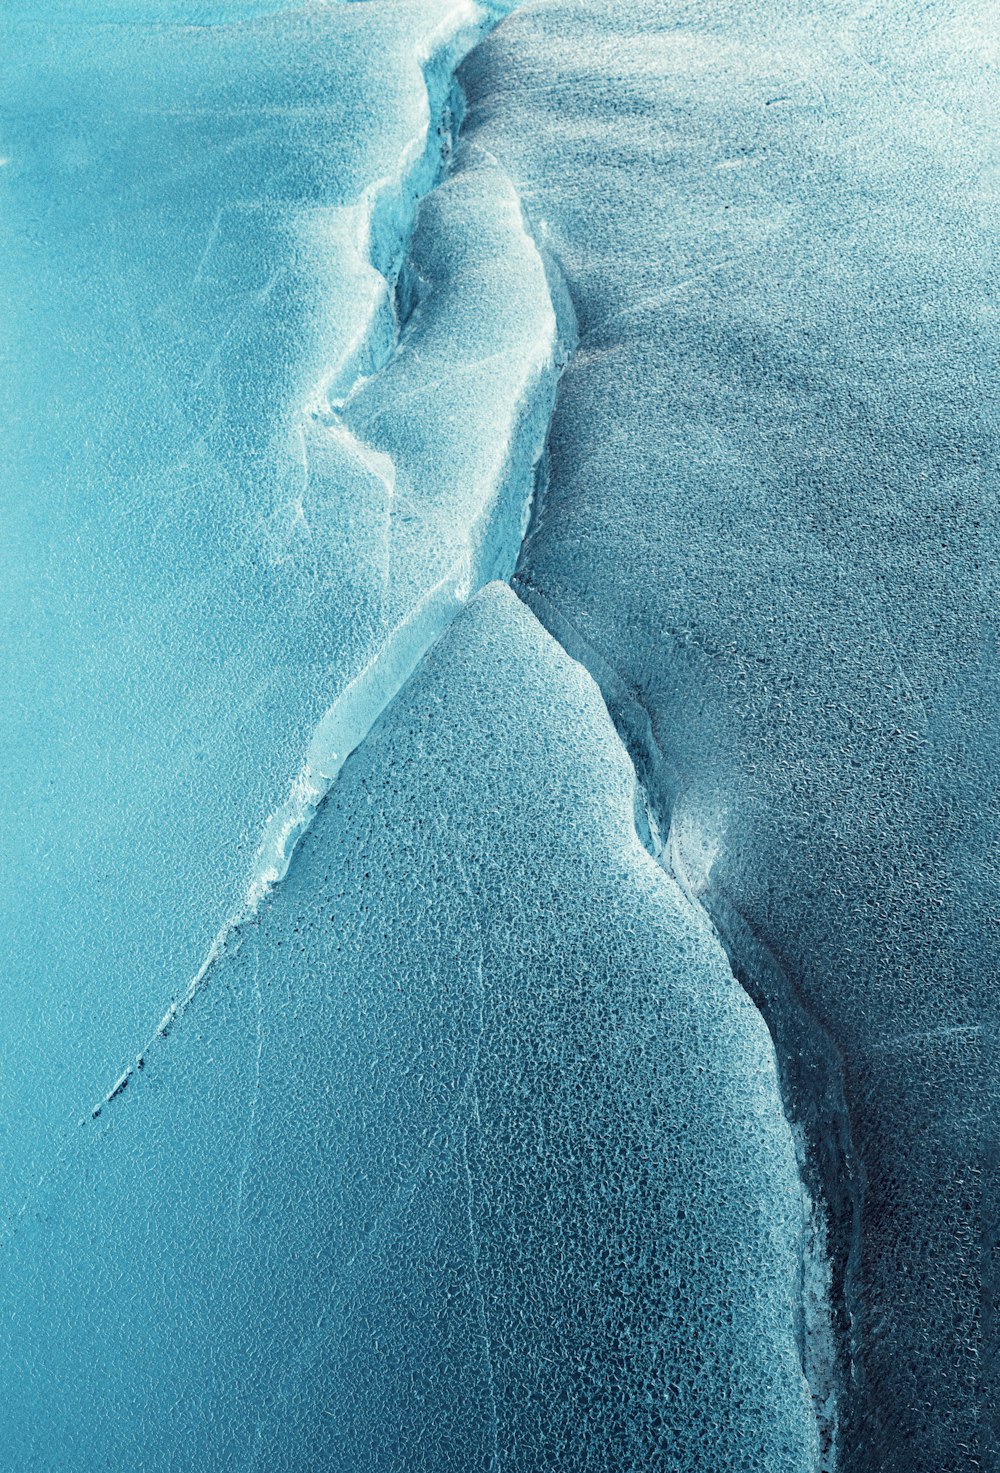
[0,586,820,1471]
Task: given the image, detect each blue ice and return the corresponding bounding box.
[1,0,994,1469]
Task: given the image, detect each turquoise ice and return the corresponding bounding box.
[0,0,555,1176]
[0,585,820,1469]
[1,0,995,1469]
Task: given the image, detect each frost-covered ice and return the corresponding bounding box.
[466,3,998,1467]
[0,586,820,1470]
[1,0,996,1468]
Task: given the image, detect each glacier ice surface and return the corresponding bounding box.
[2,0,994,1467]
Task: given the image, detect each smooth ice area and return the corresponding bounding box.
[1,0,556,1164]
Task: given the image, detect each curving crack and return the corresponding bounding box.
[700,881,862,1472]
[511,568,854,1471]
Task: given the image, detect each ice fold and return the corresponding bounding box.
[0,3,836,1468]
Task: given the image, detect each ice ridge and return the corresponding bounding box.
[88,0,565,1122]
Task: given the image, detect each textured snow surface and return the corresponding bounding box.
[0,586,819,1469]
[465,3,998,1468]
[1,0,995,1468]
